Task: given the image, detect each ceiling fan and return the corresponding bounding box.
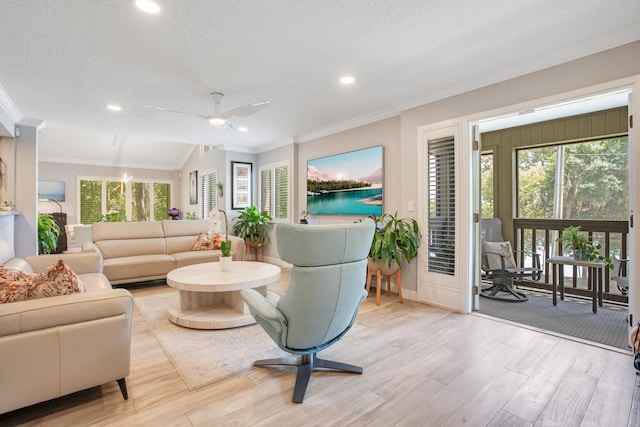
[145,91,270,130]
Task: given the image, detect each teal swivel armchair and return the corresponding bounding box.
[240,219,375,403]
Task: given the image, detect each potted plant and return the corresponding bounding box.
[232,205,272,245]
[38,213,60,254]
[557,225,614,269]
[367,212,421,274]
[1,201,15,211]
[209,209,233,271]
[300,210,309,224]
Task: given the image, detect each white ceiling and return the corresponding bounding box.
[1,0,639,170]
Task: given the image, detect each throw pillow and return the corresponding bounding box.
[0,260,85,304]
[0,266,34,303]
[191,233,223,251]
[30,259,85,299]
[483,241,517,271]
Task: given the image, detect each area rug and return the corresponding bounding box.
[135,291,287,390]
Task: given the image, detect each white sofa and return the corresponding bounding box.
[90,219,245,285]
[0,240,134,414]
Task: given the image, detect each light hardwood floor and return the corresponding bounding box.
[2,273,639,427]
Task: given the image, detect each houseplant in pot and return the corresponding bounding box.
[38,213,60,254]
[232,205,272,245]
[557,225,614,270]
[209,209,233,271]
[367,212,422,274]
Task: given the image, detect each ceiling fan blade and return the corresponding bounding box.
[144,105,200,117]
[224,101,270,118]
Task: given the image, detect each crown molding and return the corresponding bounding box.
[295,107,400,144]
[0,82,22,123]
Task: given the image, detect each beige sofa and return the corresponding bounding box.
[0,240,133,415]
[89,219,245,285]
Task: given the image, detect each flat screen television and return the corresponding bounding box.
[306,145,383,216]
[38,181,66,202]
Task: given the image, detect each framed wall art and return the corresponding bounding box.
[189,170,198,204]
[307,145,383,215]
[232,161,252,209]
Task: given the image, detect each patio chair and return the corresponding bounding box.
[481,218,542,302]
[612,258,629,295]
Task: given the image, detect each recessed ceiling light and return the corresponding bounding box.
[238,127,248,132]
[135,0,160,14]
[339,76,355,85]
[107,104,122,111]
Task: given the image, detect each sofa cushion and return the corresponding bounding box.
[103,254,175,283]
[192,233,223,251]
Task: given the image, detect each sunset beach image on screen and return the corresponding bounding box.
[306,145,383,215]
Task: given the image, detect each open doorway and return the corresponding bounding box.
[472,89,631,350]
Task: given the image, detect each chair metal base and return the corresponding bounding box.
[480,281,528,302]
[254,353,363,403]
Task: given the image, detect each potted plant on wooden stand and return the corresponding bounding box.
[368,212,422,274]
[232,205,272,261]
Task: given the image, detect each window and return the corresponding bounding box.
[79,177,171,223]
[516,137,628,220]
[259,161,289,220]
[427,136,456,275]
[200,169,217,219]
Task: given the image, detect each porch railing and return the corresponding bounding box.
[511,218,629,304]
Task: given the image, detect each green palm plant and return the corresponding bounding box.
[38,213,60,254]
[232,206,272,244]
[368,212,421,269]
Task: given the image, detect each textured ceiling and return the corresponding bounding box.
[1,0,639,169]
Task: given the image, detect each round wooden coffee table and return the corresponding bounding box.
[166,261,281,329]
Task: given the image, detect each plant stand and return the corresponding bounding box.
[245,241,264,262]
[366,266,403,306]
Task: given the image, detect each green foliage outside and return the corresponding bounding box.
[480,153,494,218]
[516,137,628,220]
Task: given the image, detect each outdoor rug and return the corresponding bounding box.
[135,291,287,390]
[478,289,629,349]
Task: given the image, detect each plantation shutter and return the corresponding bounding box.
[274,165,288,219]
[427,136,456,275]
[261,169,273,214]
[201,171,217,219]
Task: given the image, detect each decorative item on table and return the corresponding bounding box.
[557,225,614,270]
[1,201,15,211]
[209,209,232,271]
[300,210,309,224]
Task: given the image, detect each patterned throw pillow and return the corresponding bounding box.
[0,260,85,304]
[30,259,85,299]
[0,266,34,303]
[482,241,517,271]
[191,233,223,251]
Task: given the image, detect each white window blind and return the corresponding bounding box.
[201,170,217,219]
[427,136,456,275]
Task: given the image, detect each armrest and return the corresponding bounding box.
[0,289,133,337]
[20,252,103,274]
[229,236,245,261]
[240,288,284,324]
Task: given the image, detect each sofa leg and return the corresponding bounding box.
[116,378,128,400]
